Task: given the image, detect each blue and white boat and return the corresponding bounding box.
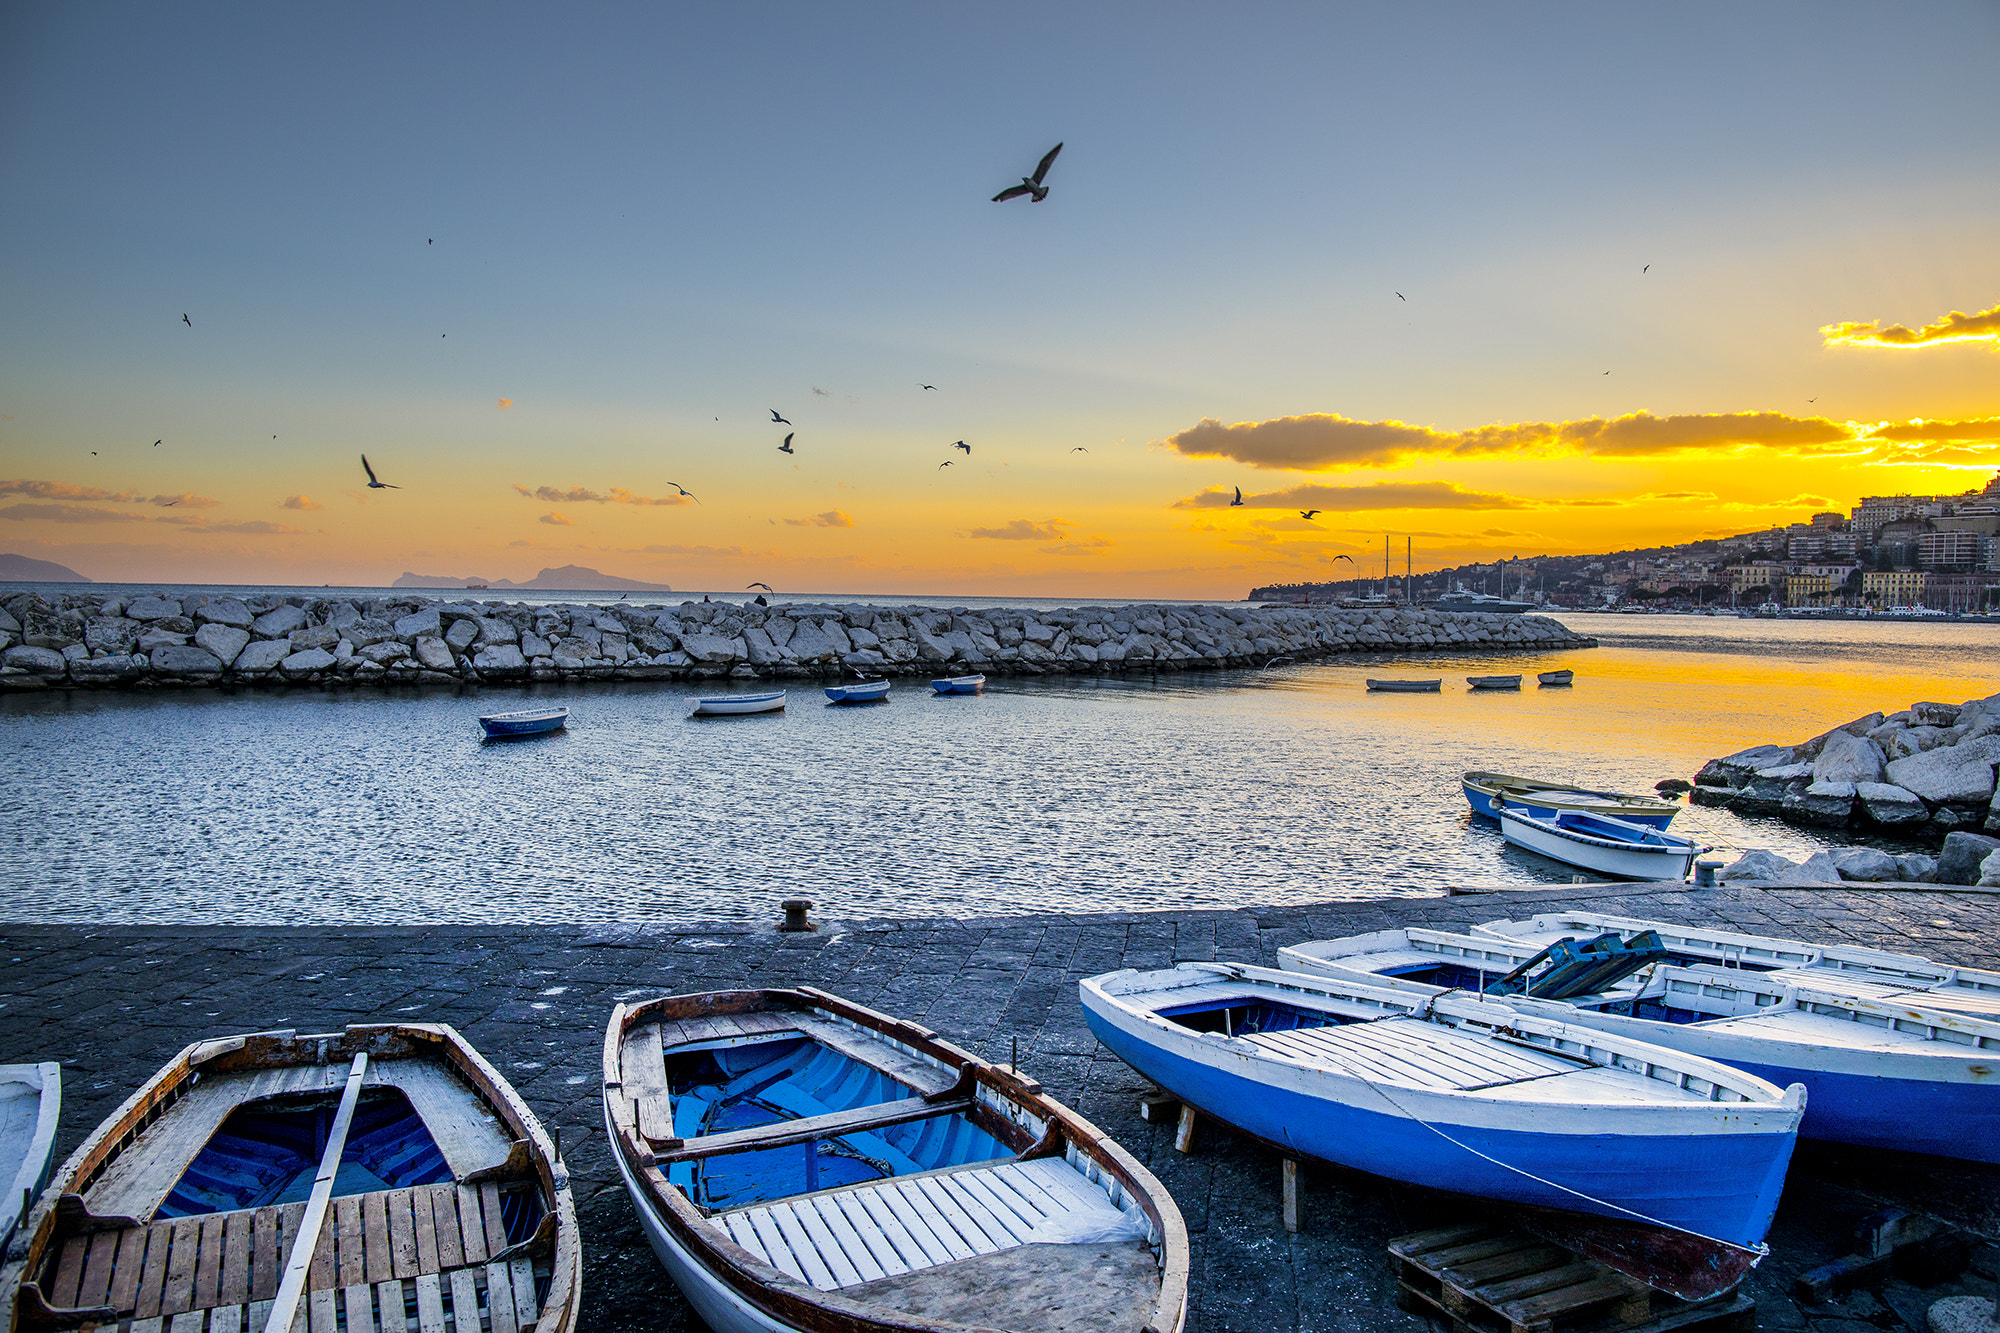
[477,704,569,738]
[604,987,1189,1333]
[1462,771,1679,827]
[1080,963,1803,1263]
[1497,803,1701,880]
[930,674,985,695]
[823,680,891,705]
[691,690,787,717]
[1279,922,2000,1163]
[0,1064,59,1255]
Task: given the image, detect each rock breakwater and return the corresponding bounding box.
[0,590,1594,691]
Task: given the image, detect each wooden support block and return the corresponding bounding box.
[134,1222,174,1319]
[161,1216,201,1316]
[456,1185,488,1264]
[247,1299,273,1333]
[480,1182,507,1257]
[448,1270,482,1333]
[336,1195,367,1288]
[129,1320,165,1333]
[208,1304,245,1333]
[194,1212,227,1311]
[168,1311,206,1333]
[1282,1157,1301,1234]
[485,1260,519,1333]
[109,1224,152,1312]
[1138,1091,1179,1123]
[78,1229,120,1307]
[220,1208,254,1307]
[1173,1102,1198,1154]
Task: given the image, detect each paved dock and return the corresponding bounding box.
[4,879,1996,1332]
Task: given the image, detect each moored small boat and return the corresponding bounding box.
[1080,962,1802,1289]
[604,987,1188,1333]
[1538,669,1574,686]
[0,1064,59,1254]
[1497,803,1703,880]
[1462,771,1681,827]
[3,1024,578,1333]
[692,690,788,717]
[929,675,985,695]
[823,680,891,705]
[478,705,569,738]
[1465,675,1521,689]
[1365,678,1441,692]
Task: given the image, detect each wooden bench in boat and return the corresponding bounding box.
[39,1180,545,1333]
[710,1156,1140,1294]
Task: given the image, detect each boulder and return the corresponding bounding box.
[472,644,527,673]
[519,631,551,658]
[1798,712,1885,760]
[412,636,455,671]
[280,647,337,675]
[125,595,182,621]
[360,640,411,664]
[1783,781,1855,827]
[2,644,67,675]
[1978,850,2000,888]
[786,621,844,662]
[474,617,518,646]
[1813,731,1885,785]
[1885,748,1997,806]
[232,639,290,673]
[1895,853,1937,882]
[679,632,745,665]
[445,618,479,651]
[193,597,253,627]
[1772,850,1843,884]
[193,624,251,664]
[150,644,224,676]
[1887,726,1951,761]
[394,608,442,639]
[67,654,143,681]
[1990,787,2000,834]
[1718,849,1796,881]
[1911,701,1962,727]
[1936,832,2000,885]
[84,617,142,654]
[252,604,307,638]
[1830,846,1901,882]
[1855,782,1930,825]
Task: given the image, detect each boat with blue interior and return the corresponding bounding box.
[1079,963,1803,1293]
[929,675,985,695]
[0,1063,60,1257]
[823,680,891,705]
[603,987,1188,1333]
[477,705,569,739]
[1497,803,1702,880]
[1461,771,1680,827]
[1277,917,2000,1162]
[3,1024,578,1333]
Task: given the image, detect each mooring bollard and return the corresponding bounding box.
[1282,1157,1302,1233]
[778,898,817,932]
[1694,860,1723,887]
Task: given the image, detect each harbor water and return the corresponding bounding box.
[3,611,1993,924]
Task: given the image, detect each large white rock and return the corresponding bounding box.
[1783,780,1855,826]
[84,617,142,653]
[67,654,142,681]
[680,632,745,664]
[412,636,455,670]
[194,597,253,627]
[1977,850,2000,888]
[1887,726,1951,760]
[360,640,411,664]
[1772,850,1842,884]
[1719,849,1796,881]
[518,631,551,658]
[1896,853,1937,882]
[194,624,251,664]
[1855,782,1929,825]
[473,644,527,672]
[232,639,289,672]
[394,608,442,638]
[474,617,518,645]
[1830,846,1901,882]
[280,647,337,675]
[786,621,843,661]
[1813,731,1885,785]
[1885,747,1997,805]
[126,595,182,621]
[151,644,224,675]
[2,644,67,675]
[252,604,306,637]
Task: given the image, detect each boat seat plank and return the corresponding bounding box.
[855,1183,957,1267]
[336,1196,367,1289]
[744,1208,809,1285]
[308,1287,338,1333]
[809,1194,897,1281]
[448,1271,480,1333]
[108,1223,153,1311]
[636,1093,675,1143]
[832,1190,918,1275]
[621,1024,667,1091]
[940,1174,1034,1245]
[380,1278,411,1333]
[410,1185,439,1276]
[413,1272,446,1333]
[386,1189,419,1280]
[168,1311,205,1333]
[429,1184,464,1270]
[194,1213,226,1311]
[768,1203,839,1290]
[48,1234,86,1308]
[374,1060,513,1181]
[782,1198,867,1288]
[478,1182,506,1257]
[721,1213,773,1266]
[363,1190,393,1284]
[133,1219,174,1318]
[485,1261,519,1333]
[344,1281,377,1333]
[508,1256,537,1323]
[887,1180,977,1263]
[130,1319,164,1333]
[209,1303,245,1333]
[455,1185,489,1264]
[247,1298,273,1333]
[652,1094,974,1163]
[309,1200,337,1291]
[1246,1029,1453,1089]
[218,1208,253,1307]
[161,1215,201,1316]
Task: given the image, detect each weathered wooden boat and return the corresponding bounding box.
[1537,670,1574,686]
[1,1064,59,1255]
[1461,771,1680,828]
[1080,963,1802,1292]
[692,690,788,717]
[1497,803,1702,880]
[1279,921,2000,1163]
[477,706,569,739]
[1364,679,1441,693]
[928,675,985,695]
[1465,675,1521,690]
[824,680,891,705]
[604,987,1188,1333]
[3,1024,578,1333]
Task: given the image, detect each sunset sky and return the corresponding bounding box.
[2,3,1996,598]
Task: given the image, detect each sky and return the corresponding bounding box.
[1,3,1996,598]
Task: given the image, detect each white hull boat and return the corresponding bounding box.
[0,1064,59,1254]
[604,986,1188,1333]
[1365,679,1441,692]
[692,690,788,717]
[1497,804,1702,880]
[929,675,985,695]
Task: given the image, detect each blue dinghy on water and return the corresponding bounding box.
[478,705,569,738]
[930,674,985,695]
[1279,918,2000,1163]
[1080,962,1804,1293]
[823,679,890,705]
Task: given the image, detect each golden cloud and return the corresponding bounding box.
[784,509,854,528]
[1860,417,2000,444]
[281,495,323,511]
[201,520,313,535]
[1175,482,1533,511]
[0,479,141,501]
[150,493,218,509]
[970,518,1072,540]
[498,398,514,411]
[1164,410,1859,471]
[513,483,690,507]
[0,502,148,523]
[540,511,572,526]
[1821,302,2000,350]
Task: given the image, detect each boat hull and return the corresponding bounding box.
[1462,773,1678,828]
[0,1064,59,1250]
[1499,808,1697,879]
[1466,676,1522,689]
[824,681,890,704]
[692,692,787,716]
[478,708,568,737]
[1080,992,1795,1251]
[1366,679,1441,692]
[930,675,985,694]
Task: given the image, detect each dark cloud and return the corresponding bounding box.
[540,511,572,526]
[1174,482,1533,511]
[1822,303,2000,349]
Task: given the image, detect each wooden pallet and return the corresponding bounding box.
[1389,1223,1755,1333]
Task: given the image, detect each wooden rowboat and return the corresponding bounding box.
[824,680,891,705]
[1497,803,1703,880]
[1461,771,1681,828]
[1537,669,1574,686]
[603,987,1189,1333]
[1,1064,59,1255]
[691,690,787,717]
[929,675,985,695]
[1465,675,1521,690]
[478,706,569,739]
[1364,679,1441,692]
[3,1024,578,1333]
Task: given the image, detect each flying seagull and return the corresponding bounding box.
[1229,486,1244,507]
[992,142,1063,203]
[1299,509,1321,520]
[162,500,178,507]
[361,455,399,489]
[778,433,795,454]
[154,440,161,447]
[1395,292,1405,301]
[1643,264,1650,273]
[182,313,191,327]
[938,460,954,469]
[428,238,433,245]
[921,384,936,391]
[665,481,700,503]
[89,451,97,455]
[953,440,971,454]
[747,582,773,592]
[770,409,791,425]
[1331,554,1354,563]
[1071,447,1088,452]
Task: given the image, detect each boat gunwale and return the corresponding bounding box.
[476,705,570,724]
[0,1063,60,1249]
[6,1023,581,1333]
[602,986,1190,1333]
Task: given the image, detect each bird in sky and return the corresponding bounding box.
[920,384,936,391]
[1299,509,1321,520]
[1331,554,1354,564]
[748,582,773,592]
[778,433,795,454]
[1395,292,1405,301]
[361,455,399,489]
[428,238,433,245]
[1808,398,1817,404]
[162,500,177,507]
[770,409,791,425]
[1071,447,1088,452]
[153,440,161,447]
[182,313,191,327]
[665,482,700,503]
[89,451,97,455]
[953,440,970,454]
[1230,486,1244,507]
[1643,264,1650,273]
[1603,370,1611,375]
[938,460,954,469]
[992,142,1063,203]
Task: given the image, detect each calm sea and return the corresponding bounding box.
[2,610,1993,924]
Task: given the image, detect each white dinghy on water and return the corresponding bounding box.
[1080,962,1804,1298]
[691,690,787,717]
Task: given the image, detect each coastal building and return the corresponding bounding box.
[1725,562,1788,595]
[1918,530,1986,570]
[1862,569,1928,608]
[1922,573,1999,613]
[1785,571,1836,607]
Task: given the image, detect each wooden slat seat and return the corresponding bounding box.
[712,1157,1140,1294]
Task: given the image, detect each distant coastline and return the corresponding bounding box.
[392,563,671,592]
[0,553,90,582]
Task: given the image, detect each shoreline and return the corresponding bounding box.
[0,590,1595,693]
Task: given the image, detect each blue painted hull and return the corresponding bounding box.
[479,714,567,738]
[1463,783,1676,829]
[1695,1058,1995,1164]
[931,679,984,694]
[1083,1009,1793,1250]
[825,682,890,704]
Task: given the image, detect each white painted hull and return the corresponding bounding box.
[0,1063,59,1247]
[1499,808,1698,880]
[691,692,787,716]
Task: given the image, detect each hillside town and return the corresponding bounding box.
[1252,470,2000,614]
